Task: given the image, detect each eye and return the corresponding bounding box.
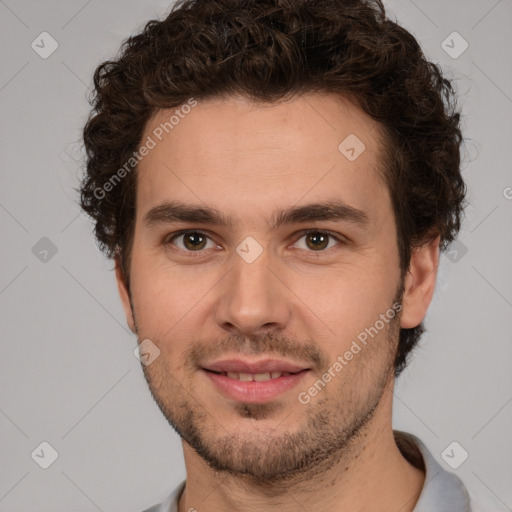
[292,230,344,252]
[164,229,345,256]
[166,230,217,252]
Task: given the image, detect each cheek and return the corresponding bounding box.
[132,274,190,320]
[129,252,219,340]
[298,261,399,348]
[128,225,401,353]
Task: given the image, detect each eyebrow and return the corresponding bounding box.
[143,200,370,230]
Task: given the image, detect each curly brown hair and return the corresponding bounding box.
[80,0,466,377]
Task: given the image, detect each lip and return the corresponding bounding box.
[202,368,310,404]
[202,358,309,374]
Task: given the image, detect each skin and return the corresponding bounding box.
[115,93,440,512]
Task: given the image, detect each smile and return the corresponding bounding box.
[202,368,310,403]
[212,371,295,381]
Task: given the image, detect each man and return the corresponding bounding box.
[79,1,498,511]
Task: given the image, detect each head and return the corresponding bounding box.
[80,0,465,482]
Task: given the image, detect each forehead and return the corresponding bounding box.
[135,93,389,229]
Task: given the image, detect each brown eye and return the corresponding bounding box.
[292,230,344,253]
[182,232,207,250]
[305,232,330,250]
[168,231,216,252]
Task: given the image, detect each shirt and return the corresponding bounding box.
[142,430,506,512]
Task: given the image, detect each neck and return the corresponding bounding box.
[178,384,425,512]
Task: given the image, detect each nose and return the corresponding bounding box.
[214,248,291,337]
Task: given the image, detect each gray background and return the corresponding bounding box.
[1,0,511,510]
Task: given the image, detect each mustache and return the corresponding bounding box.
[186,333,328,370]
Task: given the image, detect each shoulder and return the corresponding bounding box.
[140,479,186,512]
[467,487,510,512]
[141,505,162,512]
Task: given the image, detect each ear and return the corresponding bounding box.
[400,235,440,329]
[115,256,136,333]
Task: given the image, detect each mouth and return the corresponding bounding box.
[204,369,302,381]
[201,359,311,403]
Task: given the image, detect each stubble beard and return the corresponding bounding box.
[135,296,401,486]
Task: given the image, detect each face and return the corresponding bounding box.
[116,93,429,483]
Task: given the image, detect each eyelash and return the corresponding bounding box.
[164,229,346,257]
